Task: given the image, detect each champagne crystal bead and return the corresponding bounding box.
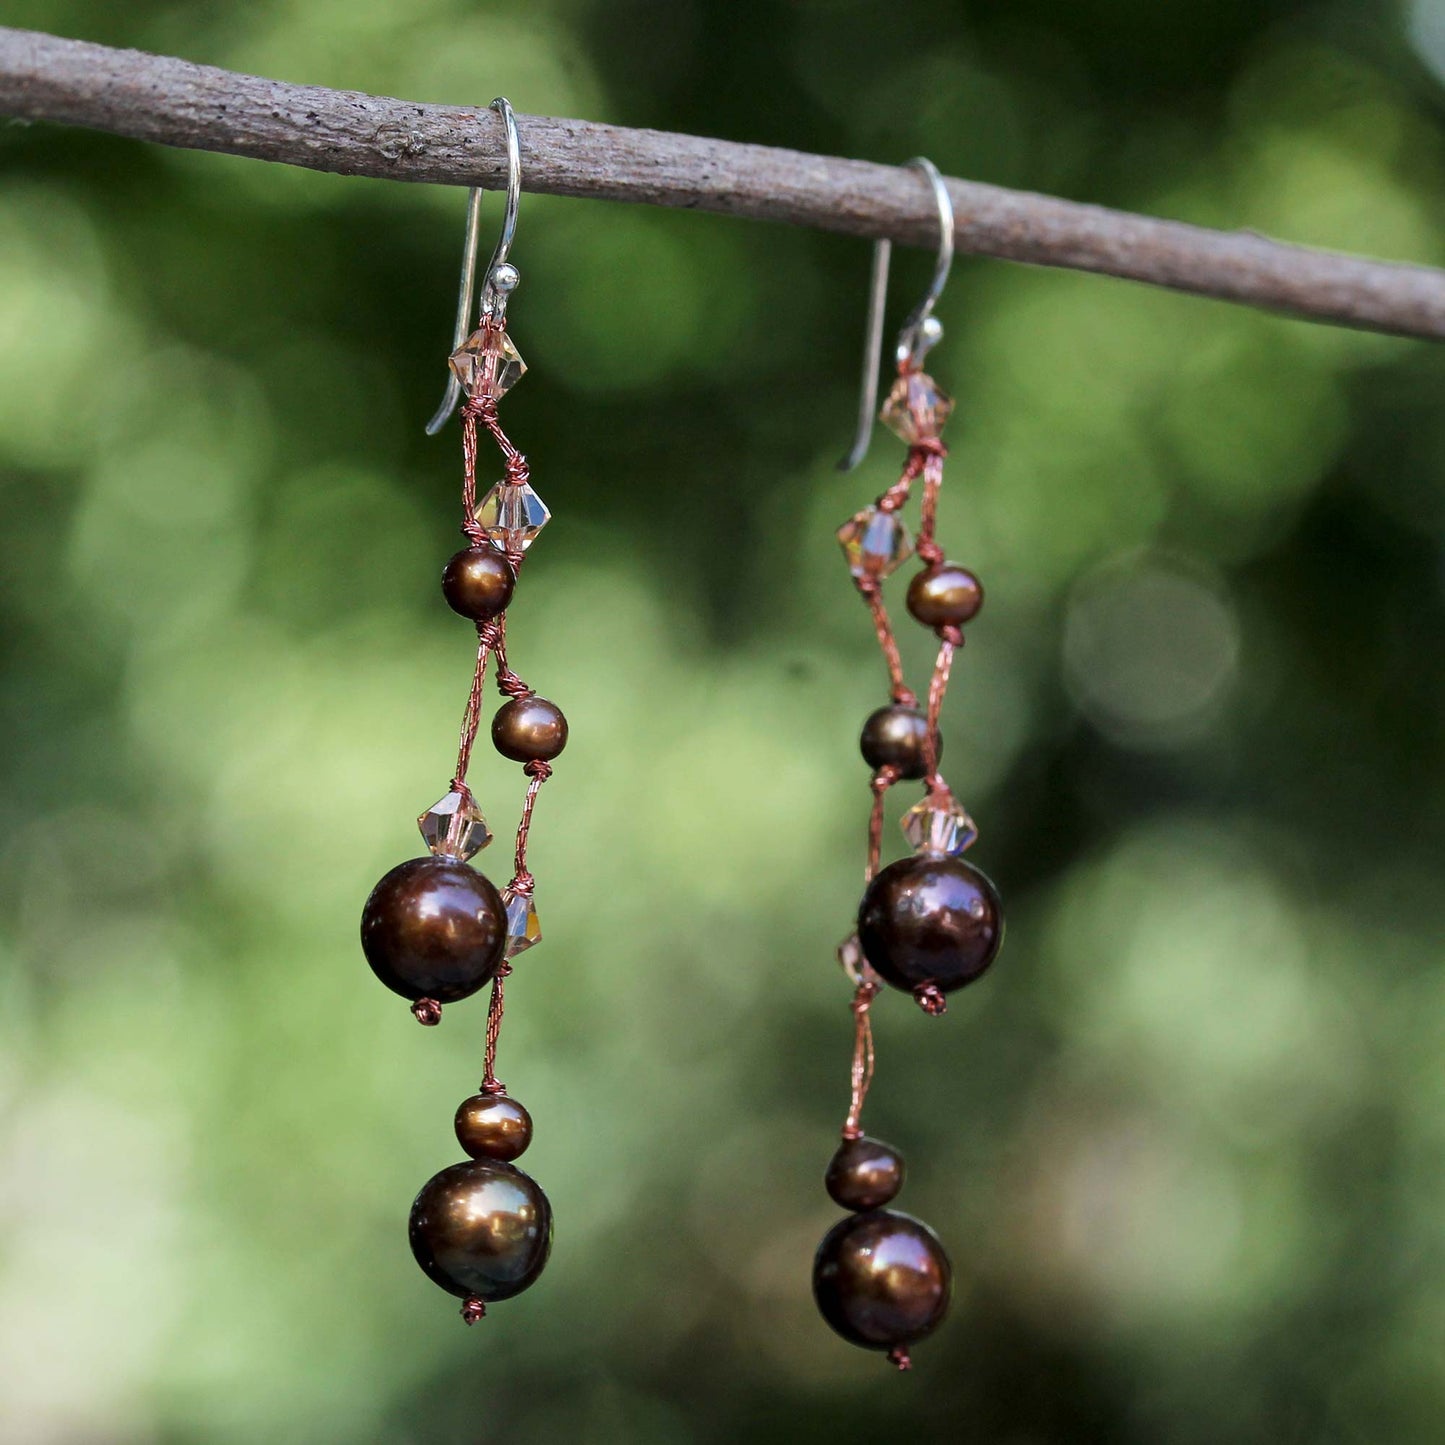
[901,793,978,856]
[837,934,870,987]
[418,790,493,861]
[501,887,541,958]
[879,371,954,445]
[449,324,527,400]
[837,506,913,580]
[476,481,551,553]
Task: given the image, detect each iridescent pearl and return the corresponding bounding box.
[813,1209,951,1353]
[857,854,1003,996]
[409,1158,552,1303]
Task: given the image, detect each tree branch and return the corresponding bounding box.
[2,25,1444,341]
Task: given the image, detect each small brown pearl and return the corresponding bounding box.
[442,548,515,621]
[360,857,507,1003]
[409,1159,552,1303]
[492,696,568,763]
[858,854,1003,996]
[826,1136,905,1211]
[906,564,983,630]
[813,1209,951,1353]
[455,1092,533,1162]
[858,705,938,780]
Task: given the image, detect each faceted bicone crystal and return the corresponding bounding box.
[836,506,913,580]
[449,324,526,400]
[837,933,882,988]
[880,371,954,445]
[501,887,541,958]
[901,793,978,856]
[476,481,551,553]
[418,789,493,860]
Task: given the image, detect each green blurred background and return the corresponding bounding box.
[2,1,1445,1441]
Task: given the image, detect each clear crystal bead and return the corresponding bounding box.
[836,506,912,580]
[879,371,954,445]
[449,325,526,399]
[476,481,551,553]
[901,793,978,855]
[837,934,871,987]
[501,888,541,958]
[417,789,493,860]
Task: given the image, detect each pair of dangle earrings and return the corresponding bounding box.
[813,160,1004,1370]
[359,100,560,1325]
[356,114,1003,1367]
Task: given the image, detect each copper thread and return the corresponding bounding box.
[452,631,492,791]
[448,347,558,1095]
[841,980,879,1140]
[510,760,552,894]
[411,997,443,1027]
[858,579,917,708]
[480,961,513,1094]
[914,445,946,567]
[835,371,971,1147]
[921,632,958,794]
[913,983,947,1017]
[867,765,901,884]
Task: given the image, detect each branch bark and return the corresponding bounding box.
[2,25,1444,341]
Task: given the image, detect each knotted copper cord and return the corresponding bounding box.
[867,765,901,883]
[452,631,492,791]
[836,380,968,1141]
[913,983,947,1017]
[857,579,916,707]
[841,980,879,1140]
[448,329,557,1093]
[913,443,947,568]
[921,629,961,795]
[510,759,552,895]
[479,960,513,1094]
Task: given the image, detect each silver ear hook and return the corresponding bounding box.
[836,157,956,472]
[425,97,523,436]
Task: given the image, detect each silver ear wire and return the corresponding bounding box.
[426,97,523,436]
[836,157,956,472]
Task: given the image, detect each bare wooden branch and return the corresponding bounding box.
[2,25,1444,340]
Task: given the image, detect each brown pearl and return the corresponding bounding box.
[826,1136,905,1211]
[859,705,938,780]
[455,1092,533,1162]
[813,1209,951,1352]
[906,564,984,630]
[409,1159,552,1302]
[361,857,507,1003]
[858,854,1003,996]
[492,695,568,763]
[442,547,515,621]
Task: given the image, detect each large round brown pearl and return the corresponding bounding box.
[858,854,1003,995]
[361,857,507,1003]
[813,1209,951,1352]
[826,1136,905,1211]
[455,1092,533,1162]
[409,1159,552,1302]
[906,564,983,630]
[442,547,515,621]
[859,705,939,781]
[492,696,568,763]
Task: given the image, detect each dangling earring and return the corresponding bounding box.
[359,99,562,1325]
[813,159,1003,1370]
